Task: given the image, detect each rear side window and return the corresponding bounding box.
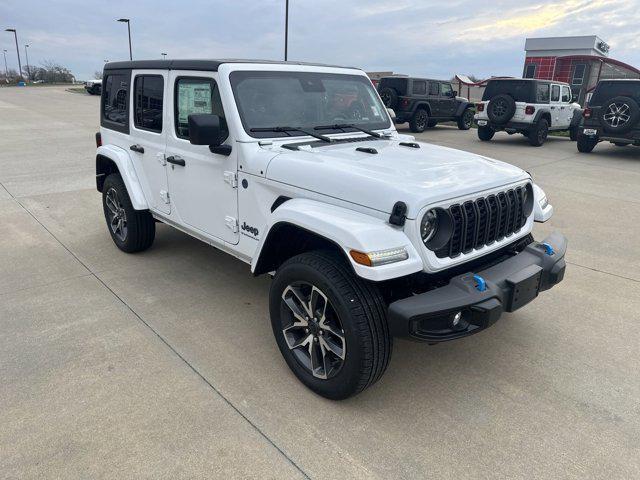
[591,81,640,106]
[429,82,439,95]
[551,85,560,102]
[101,71,130,133]
[536,83,550,103]
[412,80,426,95]
[134,75,164,133]
[482,80,535,102]
[175,77,228,140]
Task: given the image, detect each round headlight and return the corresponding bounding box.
[420,209,439,244]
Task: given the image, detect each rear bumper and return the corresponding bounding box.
[477,119,532,131]
[387,232,567,342]
[581,127,640,145]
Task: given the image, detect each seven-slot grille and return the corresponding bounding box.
[434,186,529,258]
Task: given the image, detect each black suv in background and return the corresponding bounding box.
[377,76,474,133]
[578,80,640,153]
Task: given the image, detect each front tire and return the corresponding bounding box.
[409,109,429,133]
[577,134,597,153]
[102,173,155,253]
[457,108,474,130]
[528,118,549,147]
[269,250,392,400]
[477,125,495,141]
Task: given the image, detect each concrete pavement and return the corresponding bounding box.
[1,86,639,479]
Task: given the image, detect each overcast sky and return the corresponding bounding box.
[2,0,639,80]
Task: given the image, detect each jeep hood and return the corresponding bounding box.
[265,137,529,219]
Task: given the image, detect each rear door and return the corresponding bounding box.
[164,71,239,244]
[561,85,574,126]
[129,70,170,214]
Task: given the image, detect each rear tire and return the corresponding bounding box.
[477,125,495,141]
[577,134,597,153]
[102,173,155,253]
[269,250,392,400]
[457,108,474,130]
[528,118,549,147]
[409,109,429,133]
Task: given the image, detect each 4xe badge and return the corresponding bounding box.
[241,221,259,238]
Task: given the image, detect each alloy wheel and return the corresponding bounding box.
[603,102,631,128]
[463,109,474,128]
[105,187,128,242]
[416,110,427,129]
[280,282,346,380]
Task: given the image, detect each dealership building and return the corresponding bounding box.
[522,35,640,103]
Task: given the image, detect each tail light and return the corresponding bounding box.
[525,105,535,115]
[400,98,410,108]
[583,108,592,119]
[476,103,484,112]
[95,132,102,148]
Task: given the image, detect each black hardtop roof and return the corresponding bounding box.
[380,76,448,83]
[104,59,359,72]
[487,77,571,87]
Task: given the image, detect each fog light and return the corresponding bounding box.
[452,311,462,327]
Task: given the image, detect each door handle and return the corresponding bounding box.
[130,144,145,154]
[166,155,186,166]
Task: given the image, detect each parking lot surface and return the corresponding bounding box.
[1,86,639,479]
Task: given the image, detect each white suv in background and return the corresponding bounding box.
[95,59,566,399]
[475,78,582,146]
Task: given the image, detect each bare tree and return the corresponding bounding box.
[93,70,103,80]
[32,60,75,84]
[0,68,20,84]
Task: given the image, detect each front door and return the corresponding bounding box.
[129,70,170,214]
[428,81,441,117]
[165,71,239,244]
[439,83,457,118]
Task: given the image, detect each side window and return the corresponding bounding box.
[440,83,453,97]
[175,77,228,140]
[134,75,164,133]
[412,81,426,95]
[561,86,572,103]
[102,72,130,130]
[524,64,536,78]
[551,85,560,102]
[536,83,550,103]
[428,82,439,96]
[572,64,586,85]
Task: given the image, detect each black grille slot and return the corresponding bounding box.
[434,186,529,259]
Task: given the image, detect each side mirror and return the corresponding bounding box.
[188,113,226,147]
[452,90,458,97]
[387,107,396,122]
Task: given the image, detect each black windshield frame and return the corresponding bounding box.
[229,70,391,139]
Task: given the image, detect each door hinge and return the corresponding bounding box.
[224,171,238,188]
[225,216,238,233]
[160,190,170,204]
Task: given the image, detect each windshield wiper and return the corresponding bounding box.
[314,123,383,138]
[250,126,332,143]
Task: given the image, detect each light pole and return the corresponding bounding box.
[161,52,167,59]
[24,44,30,81]
[117,18,132,60]
[3,49,8,78]
[284,0,289,61]
[4,28,22,79]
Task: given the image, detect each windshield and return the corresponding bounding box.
[230,71,391,138]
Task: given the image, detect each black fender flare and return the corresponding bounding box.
[455,101,473,118]
[533,109,551,125]
[410,101,431,116]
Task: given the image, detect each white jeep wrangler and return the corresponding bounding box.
[96,60,566,399]
[475,78,582,146]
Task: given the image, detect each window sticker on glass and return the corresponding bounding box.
[178,82,212,123]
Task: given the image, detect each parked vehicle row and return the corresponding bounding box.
[95,59,566,400]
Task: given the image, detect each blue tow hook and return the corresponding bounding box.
[541,242,555,256]
[473,274,487,292]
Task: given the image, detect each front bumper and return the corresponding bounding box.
[387,232,567,342]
